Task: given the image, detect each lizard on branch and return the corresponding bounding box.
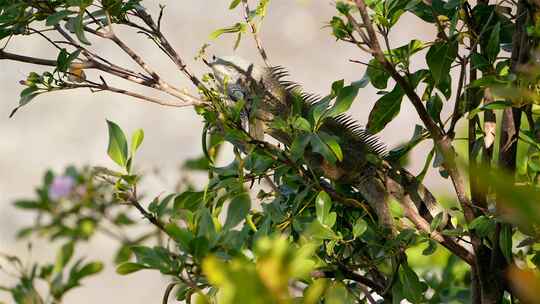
[207,56,474,265]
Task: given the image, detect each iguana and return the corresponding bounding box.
[208,56,471,261]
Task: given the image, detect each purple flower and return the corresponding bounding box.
[49,175,75,200]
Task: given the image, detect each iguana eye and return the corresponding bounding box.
[229,89,245,101]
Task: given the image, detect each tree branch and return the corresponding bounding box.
[241,0,270,66]
[353,0,477,226]
[0,49,57,66]
[311,269,385,294]
[66,82,205,107]
[385,176,474,265]
[133,8,202,87]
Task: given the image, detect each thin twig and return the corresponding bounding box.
[162,282,179,304]
[242,0,269,66]
[448,59,467,136]
[128,194,167,233]
[83,17,203,105]
[311,269,385,294]
[133,8,202,87]
[66,82,205,107]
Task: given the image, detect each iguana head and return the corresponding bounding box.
[208,56,263,101]
[207,56,293,141]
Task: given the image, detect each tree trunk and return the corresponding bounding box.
[470,1,532,302]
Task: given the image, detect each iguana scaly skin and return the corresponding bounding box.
[209,56,443,230]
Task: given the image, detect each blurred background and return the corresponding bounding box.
[0,1,440,302]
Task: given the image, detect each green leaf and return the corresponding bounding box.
[307,221,337,240]
[191,236,210,259]
[224,193,251,229]
[233,32,242,50]
[442,228,465,237]
[315,191,332,225]
[330,16,352,40]
[290,133,311,161]
[244,151,274,173]
[331,79,344,96]
[13,200,44,210]
[20,86,40,105]
[426,40,458,85]
[469,215,495,238]
[499,224,513,263]
[12,85,41,117]
[367,84,405,134]
[352,218,368,238]
[255,0,270,18]
[73,13,91,45]
[469,75,508,88]
[46,10,75,26]
[529,153,540,172]
[114,245,132,264]
[336,2,352,15]
[131,246,175,273]
[351,76,370,89]
[75,261,103,279]
[385,0,413,25]
[430,212,444,232]
[471,53,490,71]
[325,282,352,304]
[483,100,512,110]
[229,0,241,9]
[319,132,343,162]
[468,100,512,119]
[54,242,75,274]
[292,117,311,132]
[417,148,435,182]
[486,22,501,63]
[148,193,175,218]
[66,49,82,69]
[329,84,359,117]
[399,264,427,303]
[210,23,247,39]
[165,223,194,250]
[387,124,426,162]
[116,262,148,275]
[366,59,390,89]
[106,120,129,168]
[130,129,144,154]
[422,239,437,255]
[310,133,337,164]
[473,167,540,230]
[197,208,217,241]
[174,191,204,212]
[310,97,331,128]
[427,94,443,123]
[387,39,425,67]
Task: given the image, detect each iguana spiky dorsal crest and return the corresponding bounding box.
[209,56,387,179]
[265,65,387,159]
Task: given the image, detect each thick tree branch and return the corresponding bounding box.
[353,0,476,227]
[0,49,57,66]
